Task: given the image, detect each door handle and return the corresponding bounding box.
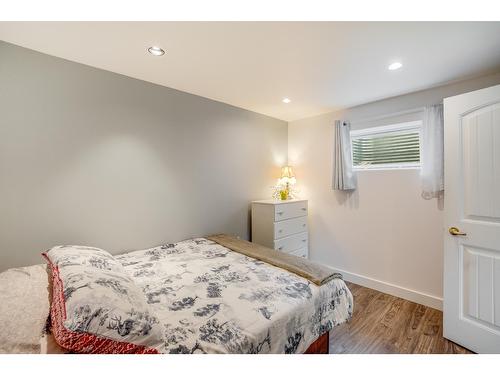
[449,227,467,236]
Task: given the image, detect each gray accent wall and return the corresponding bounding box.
[0,41,287,270]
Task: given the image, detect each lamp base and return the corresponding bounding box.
[279,190,289,200]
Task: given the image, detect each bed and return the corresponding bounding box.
[0,236,353,354]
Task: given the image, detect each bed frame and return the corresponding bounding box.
[304,331,329,354]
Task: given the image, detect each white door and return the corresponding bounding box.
[444,84,500,353]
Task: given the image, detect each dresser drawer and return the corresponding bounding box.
[274,232,308,253]
[274,200,308,222]
[290,247,308,259]
[274,216,307,239]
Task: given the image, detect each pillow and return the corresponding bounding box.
[43,245,164,354]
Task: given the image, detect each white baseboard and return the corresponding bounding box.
[330,266,443,311]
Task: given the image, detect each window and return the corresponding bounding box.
[351,121,421,170]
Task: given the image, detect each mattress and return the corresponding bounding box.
[0,237,353,354]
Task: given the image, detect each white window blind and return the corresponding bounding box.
[351,121,421,169]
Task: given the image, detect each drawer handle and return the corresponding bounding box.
[301,208,307,211]
[278,229,283,233]
[302,224,306,227]
[277,211,284,215]
[278,246,283,250]
[302,239,307,242]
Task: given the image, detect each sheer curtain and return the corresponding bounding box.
[420,104,444,199]
[333,120,357,190]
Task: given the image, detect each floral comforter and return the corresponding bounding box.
[114,238,353,354]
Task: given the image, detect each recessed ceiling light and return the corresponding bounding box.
[388,62,403,71]
[148,46,165,56]
[282,98,291,104]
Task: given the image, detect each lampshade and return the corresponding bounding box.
[280,166,295,179]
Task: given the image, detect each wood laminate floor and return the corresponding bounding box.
[329,282,473,354]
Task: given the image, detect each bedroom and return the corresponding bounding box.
[1,0,500,373]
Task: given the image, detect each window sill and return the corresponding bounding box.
[353,166,421,172]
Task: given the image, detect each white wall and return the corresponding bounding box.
[0,41,287,271]
[288,72,500,310]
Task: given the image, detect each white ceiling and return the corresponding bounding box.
[1,22,500,121]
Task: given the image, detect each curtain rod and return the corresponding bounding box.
[350,106,426,125]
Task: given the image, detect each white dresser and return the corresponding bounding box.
[251,199,308,258]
